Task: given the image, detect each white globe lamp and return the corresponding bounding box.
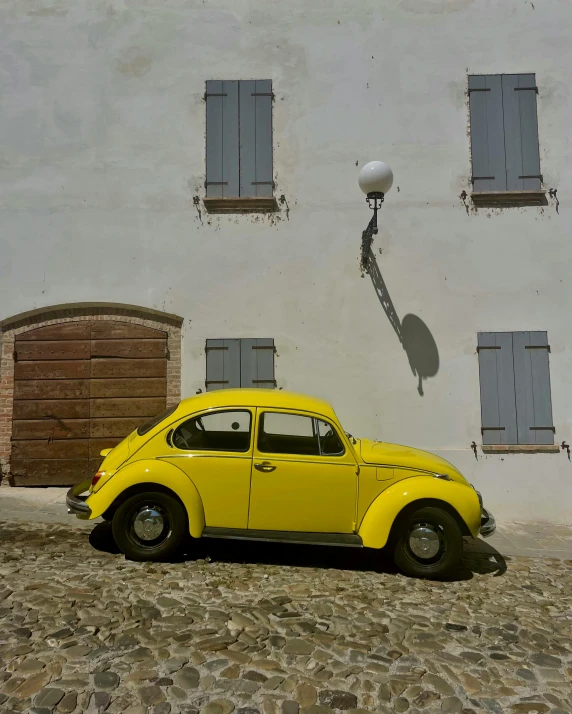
[358,161,393,196]
[357,160,393,239]
[358,161,393,273]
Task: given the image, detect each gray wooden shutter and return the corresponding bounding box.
[239,80,273,197]
[205,339,241,391]
[517,75,542,191]
[240,338,275,388]
[513,331,554,444]
[502,75,541,191]
[205,81,240,197]
[469,75,507,192]
[477,332,518,444]
[502,74,523,191]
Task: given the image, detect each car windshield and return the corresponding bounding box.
[136,404,178,436]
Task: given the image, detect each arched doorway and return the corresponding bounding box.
[0,305,182,486]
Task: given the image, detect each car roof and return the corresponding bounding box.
[177,389,337,420]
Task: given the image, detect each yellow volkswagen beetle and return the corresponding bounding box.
[67,390,495,578]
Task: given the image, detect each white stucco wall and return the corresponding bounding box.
[1,0,571,522]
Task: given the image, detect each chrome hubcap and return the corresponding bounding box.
[133,507,165,541]
[409,525,441,559]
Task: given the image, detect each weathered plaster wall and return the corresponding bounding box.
[1,0,571,521]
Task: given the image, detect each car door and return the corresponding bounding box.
[161,409,253,528]
[248,409,358,533]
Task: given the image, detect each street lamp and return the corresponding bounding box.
[358,161,393,273]
[358,161,393,234]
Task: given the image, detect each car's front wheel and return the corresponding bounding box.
[392,506,463,579]
[112,491,187,561]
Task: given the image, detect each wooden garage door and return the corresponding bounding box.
[11,321,168,486]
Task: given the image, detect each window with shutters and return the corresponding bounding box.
[204,80,275,213]
[205,339,275,391]
[477,332,555,447]
[468,74,545,205]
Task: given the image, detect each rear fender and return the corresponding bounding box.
[358,476,481,549]
[85,460,205,537]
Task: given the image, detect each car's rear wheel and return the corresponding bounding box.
[112,491,187,561]
[392,506,463,579]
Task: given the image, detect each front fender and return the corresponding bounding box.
[85,460,205,538]
[358,476,481,549]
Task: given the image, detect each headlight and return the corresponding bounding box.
[434,473,452,481]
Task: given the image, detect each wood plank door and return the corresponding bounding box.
[11,321,168,486]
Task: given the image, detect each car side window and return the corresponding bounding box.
[258,413,345,457]
[172,410,251,452]
[317,419,345,456]
[258,412,319,455]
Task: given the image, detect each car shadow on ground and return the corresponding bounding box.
[89,523,508,582]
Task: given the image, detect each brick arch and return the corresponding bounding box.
[0,305,183,486]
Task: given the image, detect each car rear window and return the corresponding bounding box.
[136,404,178,436]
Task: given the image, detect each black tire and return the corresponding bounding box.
[112,491,187,561]
[392,506,463,579]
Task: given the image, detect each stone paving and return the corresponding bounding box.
[0,520,571,714]
[3,487,572,560]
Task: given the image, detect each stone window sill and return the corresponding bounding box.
[481,444,560,454]
[203,197,278,214]
[471,191,547,207]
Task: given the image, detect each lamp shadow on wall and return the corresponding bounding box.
[367,250,439,396]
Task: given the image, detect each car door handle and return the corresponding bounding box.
[254,462,276,472]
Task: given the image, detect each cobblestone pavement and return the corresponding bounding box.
[0,520,571,714]
[4,487,572,560]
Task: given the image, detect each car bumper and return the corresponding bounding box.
[480,507,496,538]
[66,480,92,519]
